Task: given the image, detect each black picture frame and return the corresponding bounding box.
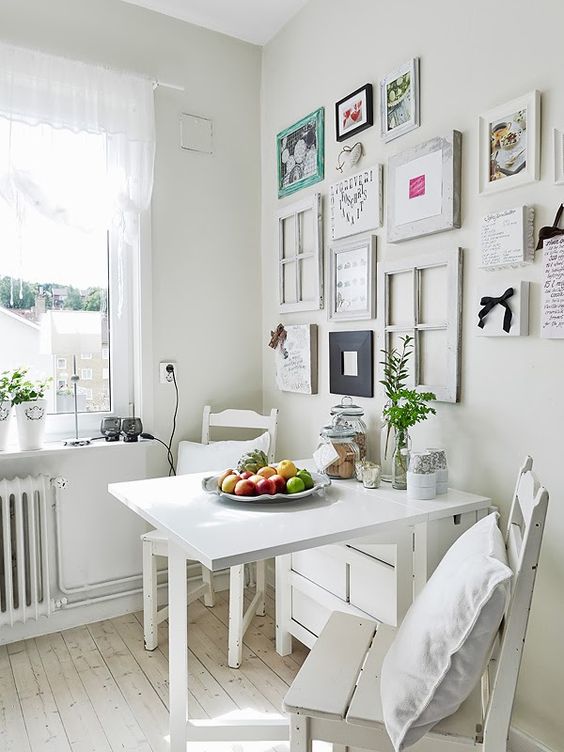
[329,330,374,397]
[335,84,374,142]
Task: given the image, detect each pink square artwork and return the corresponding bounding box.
[409,174,426,199]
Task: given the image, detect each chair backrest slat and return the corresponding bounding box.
[482,456,548,750]
[201,406,279,463]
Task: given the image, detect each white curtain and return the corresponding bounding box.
[0,41,155,215]
[0,41,155,312]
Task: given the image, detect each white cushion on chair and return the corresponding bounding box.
[380,512,512,751]
[177,432,270,474]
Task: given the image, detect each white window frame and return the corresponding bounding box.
[80,352,93,360]
[377,248,462,403]
[45,224,138,441]
[80,368,93,381]
[56,357,67,369]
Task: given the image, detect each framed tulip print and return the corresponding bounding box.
[277,108,324,198]
[380,58,420,143]
[335,84,374,142]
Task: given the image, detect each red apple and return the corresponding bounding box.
[240,471,253,480]
[270,474,286,493]
[256,477,276,495]
[234,479,256,496]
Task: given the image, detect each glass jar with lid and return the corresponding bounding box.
[330,396,367,460]
[317,416,360,480]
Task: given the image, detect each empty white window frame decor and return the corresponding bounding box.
[377,249,462,403]
[277,193,323,313]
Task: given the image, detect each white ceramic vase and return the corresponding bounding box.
[15,399,48,450]
[0,400,11,451]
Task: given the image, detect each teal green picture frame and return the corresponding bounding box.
[277,107,324,198]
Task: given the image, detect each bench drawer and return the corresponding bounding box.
[349,552,398,626]
[291,545,347,600]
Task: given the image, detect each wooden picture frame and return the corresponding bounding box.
[277,108,324,198]
[478,90,540,195]
[377,249,462,403]
[387,131,462,243]
[329,330,373,398]
[335,84,373,142]
[380,58,420,143]
[277,193,323,314]
[329,164,383,241]
[328,235,376,321]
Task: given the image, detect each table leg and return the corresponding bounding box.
[169,541,188,752]
[275,554,292,656]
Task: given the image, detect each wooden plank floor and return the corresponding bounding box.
[0,589,309,752]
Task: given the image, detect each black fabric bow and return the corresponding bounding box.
[478,287,514,333]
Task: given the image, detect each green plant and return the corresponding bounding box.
[383,388,437,431]
[380,335,413,403]
[8,368,53,405]
[0,370,12,403]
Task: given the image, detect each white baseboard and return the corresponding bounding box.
[509,726,555,752]
[0,567,230,645]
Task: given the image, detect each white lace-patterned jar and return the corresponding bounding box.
[407,451,437,500]
[425,448,448,494]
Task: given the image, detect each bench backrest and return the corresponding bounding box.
[483,456,549,748]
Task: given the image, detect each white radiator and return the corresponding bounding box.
[0,475,52,627]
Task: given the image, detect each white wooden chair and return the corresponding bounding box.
[284,456,548,752]
[142,405,278,669]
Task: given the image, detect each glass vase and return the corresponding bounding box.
[380,414,396,483]
[392,428,410,490]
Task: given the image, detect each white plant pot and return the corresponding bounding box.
[0,400,11,451]
[15,399,48,450]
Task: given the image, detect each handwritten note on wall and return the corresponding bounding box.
[480,206,534,270]
[542,236,564,339]
[330,165,382,240]
[275,324,318,394]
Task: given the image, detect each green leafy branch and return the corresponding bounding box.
[380,335,413,404]
[2,368,53,405]
[382,389,437,431]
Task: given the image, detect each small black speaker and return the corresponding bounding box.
[100,416,121,441]
[121,417,143,442]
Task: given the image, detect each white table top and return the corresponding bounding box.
[109,465,491,571]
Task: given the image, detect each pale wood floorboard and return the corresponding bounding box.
[0,588,308,752]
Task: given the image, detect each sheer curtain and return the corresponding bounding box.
[0,41,156,310]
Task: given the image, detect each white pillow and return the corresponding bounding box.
[177,432,271,475]
[380,513,512,751]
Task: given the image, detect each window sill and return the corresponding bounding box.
[0,438,156,461]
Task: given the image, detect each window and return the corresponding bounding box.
[0,120,135,436]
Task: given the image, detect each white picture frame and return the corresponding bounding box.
[554,128,564,184]
[387,131,462,243]
[329,164,383,241]
[275,324,318,394]
[377,248,462,403]
[480,206,535,270]
[328,235,376,321]
[478,90,541,195]
[380,58,420,143]
[277,193,323,314]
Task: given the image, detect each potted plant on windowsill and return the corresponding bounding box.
[10,368,53,450]
[0,370,12,451]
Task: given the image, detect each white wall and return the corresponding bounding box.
[261,1,564,747]
[0,0,262,631]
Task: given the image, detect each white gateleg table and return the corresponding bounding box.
[109,466,490,752]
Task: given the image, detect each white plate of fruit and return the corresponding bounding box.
[202,451,330,503]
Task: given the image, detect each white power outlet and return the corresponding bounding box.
[159,361,177,384]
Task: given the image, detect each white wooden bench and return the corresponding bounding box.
[284,457,548,752]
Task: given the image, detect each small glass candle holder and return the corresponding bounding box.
[361,461,381,489]
[355,458,367,482]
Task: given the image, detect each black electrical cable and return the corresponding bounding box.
[167,366,179,476]
[140,432,175,474]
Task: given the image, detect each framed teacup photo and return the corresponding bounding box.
[335,84,373,142]
[478,90,540,194]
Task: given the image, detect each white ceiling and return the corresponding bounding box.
[119,0,309,45]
